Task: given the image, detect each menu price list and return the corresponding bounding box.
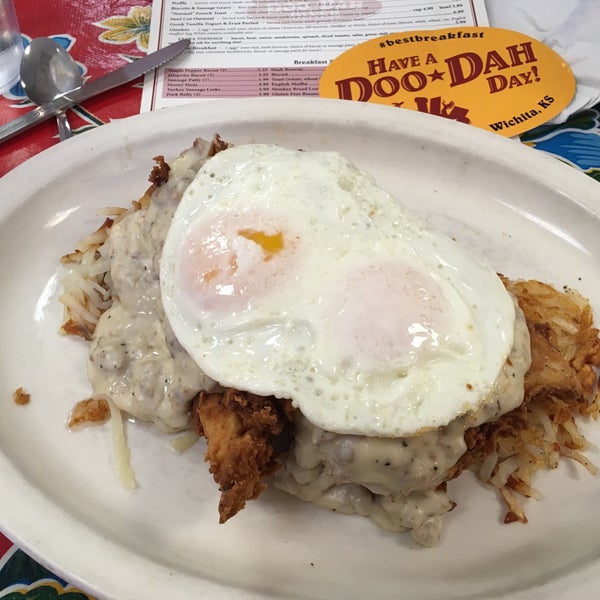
[166,1,482,57]
[163,66,325,97]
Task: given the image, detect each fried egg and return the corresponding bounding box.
[160,144,518,437]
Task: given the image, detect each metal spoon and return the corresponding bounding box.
[19,38,83,141]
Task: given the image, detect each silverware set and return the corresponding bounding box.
[0,37,189,144]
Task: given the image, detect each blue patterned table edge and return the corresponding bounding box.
[520,104,600,182]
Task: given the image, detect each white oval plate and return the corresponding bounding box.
[1,98,600,600]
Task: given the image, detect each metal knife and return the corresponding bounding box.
[0,38,190,144]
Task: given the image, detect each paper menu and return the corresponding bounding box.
[141,0,489,111]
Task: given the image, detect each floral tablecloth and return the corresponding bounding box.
[1,1,599,598]
[0,0,150,179]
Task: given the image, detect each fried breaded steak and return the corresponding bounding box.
[192,389,295,522]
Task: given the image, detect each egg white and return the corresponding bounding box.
[160,144,518,437]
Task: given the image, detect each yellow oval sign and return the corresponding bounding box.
[319,27,576,137]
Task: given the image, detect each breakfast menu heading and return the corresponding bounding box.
[142,0,489,111]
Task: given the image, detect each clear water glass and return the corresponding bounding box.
[0,0,23,93]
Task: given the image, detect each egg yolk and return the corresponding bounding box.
[176,212,298,313]
[238,229,285,261]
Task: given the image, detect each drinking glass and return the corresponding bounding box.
[0,0,23,93]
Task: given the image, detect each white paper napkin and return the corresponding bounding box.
[486,0,600,122]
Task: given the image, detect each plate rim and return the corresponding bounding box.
[1,96,600,600]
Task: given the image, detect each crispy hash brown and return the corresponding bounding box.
[12,387,30,405]
[68,397,111,429]
[448,278,600,523]
[59,140,600,528]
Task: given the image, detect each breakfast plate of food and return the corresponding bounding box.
[0,97,599,599]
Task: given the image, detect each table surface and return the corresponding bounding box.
[1,1,599,598]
